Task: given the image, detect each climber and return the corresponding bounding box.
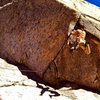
[67,29,91,55]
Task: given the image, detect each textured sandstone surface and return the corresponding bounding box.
[0,0,12,6]
[0,0,100,91]
[0,58,100,100]
[41,0,100,91]
[0,0,80,75]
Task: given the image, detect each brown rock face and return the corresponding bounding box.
[0,0,79,75]
[0,0,12,6]
[0,0,100,91]
[44,34,100,89]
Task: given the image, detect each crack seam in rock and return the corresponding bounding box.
[42,38,68,78]
[0,1,13,10]
[82,13,100,22]
[42,15,82,78]
[53,61,59,79]
[0,0,19,10]
[50,15,82,62]
[0,81,34,87]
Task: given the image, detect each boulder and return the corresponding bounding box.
[0,0,80,76]
[0,0,100,91]
[43,0,100,91]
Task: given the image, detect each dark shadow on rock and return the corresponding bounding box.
[4,58,47,85]
[5,59,100,95]
[13,63,100,95]
[15,63,47,85]
[36,82,60,98]
[63,81,100,95]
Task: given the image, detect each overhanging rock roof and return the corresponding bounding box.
[57,0,100,39]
